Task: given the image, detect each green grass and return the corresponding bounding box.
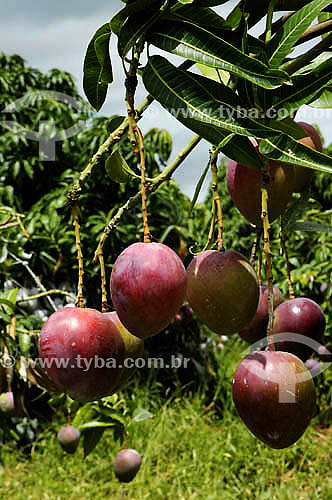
[1,386,332,500]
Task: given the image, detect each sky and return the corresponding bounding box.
[1,1,331,200]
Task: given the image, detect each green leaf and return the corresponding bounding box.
[118,9,161,57]
[272,56,332,114]
[170,5,231,31]
[94,34,113,84]
[226,4,243,30]
[106,115,126,134]
[143,56,285,138]
[318,12,332,38]
[180,116,263,168]
[290,221,332,232]
[83,24,113,111]
[259,135,332,174]
[263,117,306,140]
[0,298,16,314]
[143,56,267,168]
[0,311,11,324]
[147,20,290,89]
[4,288,18,305]
[189,128,237,220]
[267,0,332,68]
[292,52,332,75]
[79,421,118,429]
[281,189,310,233]
[309,87,332,108]
[111,0,162,35]
[105,150,137,183]
[72,403,98,430]
[132,408,154,423]
[195,63,229,85]
[83,427,104,458]
[0,245,8,264]
[190,162,210,214]
[192,0,230,5]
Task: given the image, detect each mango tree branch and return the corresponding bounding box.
[280,231,295,299]
[265,0,279,44]
[93,134,201,262]
[98,253,108,313]
[260,159,274,348]
[285,32,332,75]
[210,152,224,251]
[295,19,332,45]
[17,290,76,304]
[72,204,85,308]
[66,60,193,205]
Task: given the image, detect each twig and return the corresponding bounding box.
[261,159,274,348]
[98,253,108,313]
[8,252,57,312]
[136,126,151,243]
[72,204,84,308]
[295,19,332,46]
[265,0,279,44]
[17,289,76,304]
[285,32,332,75]
[210,152,224,251]
[93,134,201,262]
[280,232,295,300]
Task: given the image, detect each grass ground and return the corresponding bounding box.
[1,384,332,500]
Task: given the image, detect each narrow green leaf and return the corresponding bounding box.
[0,311,11,324]
[118,10,161,57]
[193,0,230,5]
[189,134,234,215]
[72,403,98,429]
[143,56,282,139]
[132,408,154,423]
[190,162,210,214]
[309,86,332,108]
[83,24,113,111]
[83,427,104,458]
[106,115,126,134]
[111,0,162,35]
[143,56,269,168]
[94,34,113,84]
[259,135,332,174]
[196,63,229,85]
[177,115,263,169]
[147,20,290,89]
[318,12,332,38]
[105,150,138,183]
[267,0,332,68]
[272,56,332,114]
[281,190,310,233]
[292,52,332,75]
[4,288,18,305]
[80,421,117,429]
[263,117,306,139]
[226,4,243,30]
[0,298,16,314]
[170,5,231,31]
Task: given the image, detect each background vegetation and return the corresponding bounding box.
[0,42,331,498]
